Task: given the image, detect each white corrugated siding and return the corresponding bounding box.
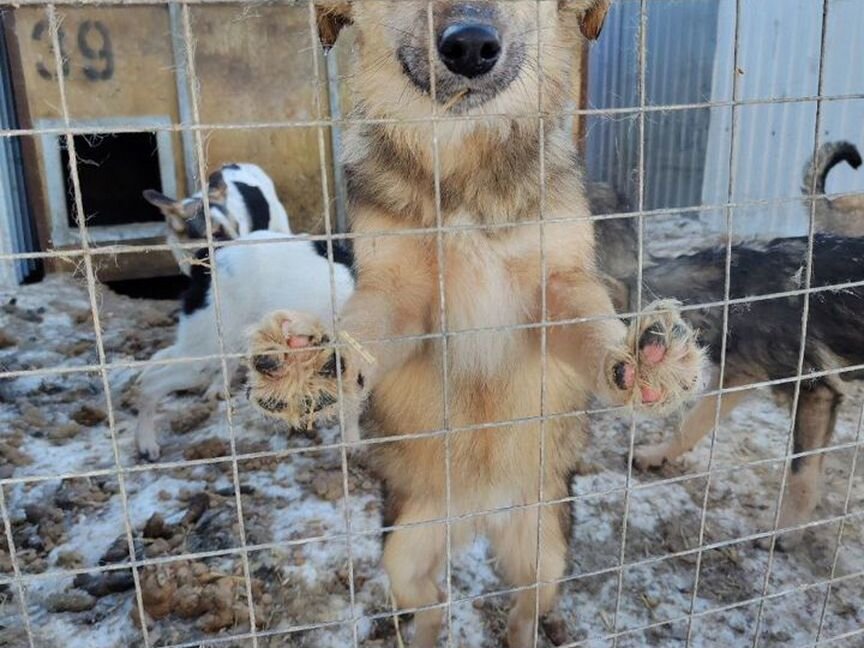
[585,0,723,211]
[587,0,864,241]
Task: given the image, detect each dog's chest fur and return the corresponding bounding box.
[439,226,539,377]
[346,122,576,229]
[348,122,584,379]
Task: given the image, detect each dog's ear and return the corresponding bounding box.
[207,170,228,204]
[560,0,611,41]
[143,188,177,209]
[143,189,188,234]
[580,0,610,40]
[316,1,352,50]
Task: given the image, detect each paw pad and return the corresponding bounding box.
[251,354,282,377]
[609,300,704,411]
[245,311,346,429]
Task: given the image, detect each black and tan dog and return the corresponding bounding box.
[615,235,864,545]
[590,139,864,310]
[242,2,704,647]
[589,142,863,545]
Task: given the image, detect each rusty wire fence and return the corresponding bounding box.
[0,1,863,647]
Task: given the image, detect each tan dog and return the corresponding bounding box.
[247,2,703,646]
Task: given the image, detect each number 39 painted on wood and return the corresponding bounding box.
[32,19,114,81]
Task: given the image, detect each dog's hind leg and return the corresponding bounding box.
[488,503,568,648]
[634,381,752,470]
[382,501,463,648]
[775,383,841,548]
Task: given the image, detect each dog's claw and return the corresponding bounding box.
[613,362,631,390]
[638,322,664,346]
[255,396,288,413]
[321,353,339,378]
[252,354,282,377]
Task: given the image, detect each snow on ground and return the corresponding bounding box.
[1,269,862,648]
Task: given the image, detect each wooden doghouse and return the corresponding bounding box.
[2,4,588,284]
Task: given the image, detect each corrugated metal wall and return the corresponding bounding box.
[0,15,39,286]
[587,0,864,240]
[704,0,864,238]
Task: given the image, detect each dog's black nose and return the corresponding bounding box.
[437,24,501,78]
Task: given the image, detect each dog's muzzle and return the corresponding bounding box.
[397,15,524,112]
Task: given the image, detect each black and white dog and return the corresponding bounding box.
[135,165,354,461]
[143,163,291,275]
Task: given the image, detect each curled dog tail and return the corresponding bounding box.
[802,141,862,197]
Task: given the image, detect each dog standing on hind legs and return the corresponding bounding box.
[247,2,704,646]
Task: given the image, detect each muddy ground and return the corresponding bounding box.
[0,218,862,648]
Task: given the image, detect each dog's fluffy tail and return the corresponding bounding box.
[802,141,862,197]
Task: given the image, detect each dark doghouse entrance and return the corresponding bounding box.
[61,131,163,227]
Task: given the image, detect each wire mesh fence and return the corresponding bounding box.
[0,1,862,647]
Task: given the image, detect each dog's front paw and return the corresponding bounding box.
[246,311,360,432]
[605,300,704,412]
[633,442,671,471]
